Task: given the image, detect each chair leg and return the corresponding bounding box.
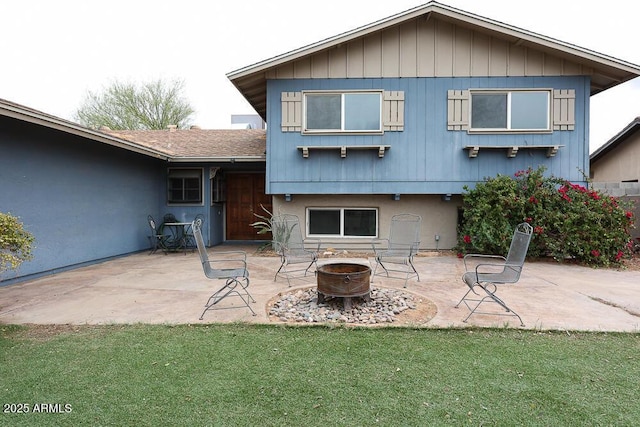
[456,282,524,327]
[274,259,286,281]
[199,278,257,320]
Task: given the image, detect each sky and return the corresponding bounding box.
[2,0,639,153]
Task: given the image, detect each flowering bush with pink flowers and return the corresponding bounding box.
[455,167,635,267]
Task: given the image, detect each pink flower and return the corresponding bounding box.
[457,252,464,258]
[463,235,472,244]
[534,226,544,235]
[615,251,624,261]
[528,196,538,204]
[626,211,633,219]
[525,217,532,223]
[591,249,600,258]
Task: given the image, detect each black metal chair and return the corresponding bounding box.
[192,218,256,319]
[147,215,169,254]
[455,222,534,326]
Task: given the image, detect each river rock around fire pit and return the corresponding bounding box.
[267,287,437,325]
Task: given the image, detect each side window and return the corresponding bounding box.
[168,168,203,205]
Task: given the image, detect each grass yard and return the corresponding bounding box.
[1,324,639,426]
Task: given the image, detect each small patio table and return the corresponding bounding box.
[161,222,193,253]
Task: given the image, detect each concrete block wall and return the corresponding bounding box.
[592,183,640,241]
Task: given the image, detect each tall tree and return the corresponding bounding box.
[74,79,195,130]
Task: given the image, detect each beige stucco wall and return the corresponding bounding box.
[271,194,461,251]
[591,133,640,182]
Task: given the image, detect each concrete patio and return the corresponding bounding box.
[1,246,639,332]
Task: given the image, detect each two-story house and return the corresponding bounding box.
[3,1,640,283]
[228,1,640,251]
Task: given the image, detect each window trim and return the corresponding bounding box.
[167,167,204,206]
[302,90,384,135]
[469,89,552,133]
[306,207,379,238]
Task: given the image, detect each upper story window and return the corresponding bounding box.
[303,91,382,134]
[168,168,203,205]
[470,90,550,132]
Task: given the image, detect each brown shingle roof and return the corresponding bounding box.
[104,128,266,160]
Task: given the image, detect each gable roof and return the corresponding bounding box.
[106,129,266,162]
[0,98,169,160]
[590,117,640,163]
[227,1,640,120]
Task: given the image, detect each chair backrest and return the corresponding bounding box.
[148,215,158,232]
[192,218,210,267]
[502,222,534,282]
[271,214,305,255]
[163,213,177,223]
[388,214,422,253]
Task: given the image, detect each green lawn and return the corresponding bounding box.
[1,324,638,426]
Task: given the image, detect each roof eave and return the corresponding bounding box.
[168,156,266,163]
[590,117,640,162]
[0,102,170,160]
[227,1,640,113]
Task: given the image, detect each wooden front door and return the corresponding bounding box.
[226,173,272,240]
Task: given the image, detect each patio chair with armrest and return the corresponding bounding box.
[272,214,321,287]
[371,213,422,287]
[455,222,533,326]
[192,218,256,319]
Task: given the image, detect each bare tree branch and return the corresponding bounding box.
[74,79,195,130]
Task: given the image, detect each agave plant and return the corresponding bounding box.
[250,205,296,253]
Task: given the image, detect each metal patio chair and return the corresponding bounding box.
[147,215,169,254]
[192,218,256,319]
[272,214,321,286]
[455,222,533,326]
[183,214,204,250]
[371,214,422,287]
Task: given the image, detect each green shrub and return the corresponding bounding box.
[0,212,35,274]
[456,167,635,267]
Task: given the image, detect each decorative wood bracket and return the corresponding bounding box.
[464,145,563,158]
[297,145,391,158]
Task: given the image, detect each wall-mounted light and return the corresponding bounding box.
[441,193,452,202]
[393,194,401,201]
[285,194,292,202]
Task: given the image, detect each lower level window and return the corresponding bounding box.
[168,168,203,204]
[307,208,377,237]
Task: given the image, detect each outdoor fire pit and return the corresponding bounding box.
[316,263,371,310]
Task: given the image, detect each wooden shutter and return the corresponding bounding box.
[447,90,469,131]
[553,89,575,131]
[383,91,404,131]
[281,92,302,132]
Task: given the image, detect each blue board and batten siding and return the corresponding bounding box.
[266,76,589,195]
[0,118,167,282]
